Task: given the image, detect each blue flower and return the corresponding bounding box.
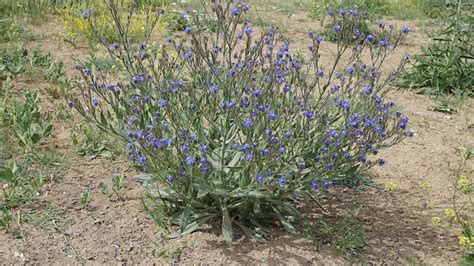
[325,163,333,170]
[185,156,195,165]
[304,111,314,119]
[332,179,337,187]
[315,35,324,43]
[211,45,221,54]
[256,174,264,183]
[378,159,385,166]
[132,75,145,84]
[311,181,319,190]
[167,175,174,182]
[200,165,209,172]
[334,25,342,32]
[346,66,354,75]
[318,70,324,77]
[91,98,99,106]
[201,145,208,153]
[183,50,193,60]
[138,156,147,164]
[184,26,192,33]
[81,11,89,19]
[158,99,167,107]
[378,40,389,47]
[231,7,240,15]
[278,147,285,153]
[243,120,253,128]
[262,149,270,156]
[241,144,251,152]
[245,153,254,161]
[362,86,373,95]
[401,26,410,33]
[298,163,305,169]
[284,131,292,138]
[323,180,330,189]
[245,27,253,35]
[209,85,218,93]
[376,20,384,28]
[268,110,278,120]
[366,34,374,41]
[278,176,286,187]
[180,144,190,153]
[82,68,92,76]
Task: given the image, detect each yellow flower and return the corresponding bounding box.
[421,180,431,189]
[457,175,469,190]
[443,208,455,218]
[431,216,441,225]
[458,236,470,247]
[386,182,396,191]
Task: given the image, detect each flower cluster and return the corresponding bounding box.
[71,1,413,242]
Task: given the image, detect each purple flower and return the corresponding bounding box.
[346,66,354,75]
[262,149,270,156]
[243,120,253,128]
[362,86,373,95]
[268,110,278,120]
[81,11,89,19]
[158,99,167,107]
[111,43,119,50]
[402,26,410,33]
[278,176,286,187]
[245,153,254,161]
[284,131,292,138]
[278,147,285,153]
[167,175,174,182]
[231,7,240,15]
[334,25,342,32]
[378,40,389,47]
[185,156,195,165]
[211,45,221,54]
[323,180,330,189]
[201,145,208,153]
[82,68,92,76]
[378,159,385,166]
[311,181,319,190]
[318,70,324,77]
[376,20,385,28]
[184,26,192,34]
[366,34,374,41]
[325,163,333,170]
[209,85,218,93]
[256,174,264,183]
[132,75,145,84]
[315,35,324,43]
[183,50,193,60]
[245,27,253,35]
[304,111,314,119]
[180,144,189,153]
[91,98,99,106]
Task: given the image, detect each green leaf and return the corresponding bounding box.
[222,204,233,243]
[273,207,296,234]
[13,130,27,147]
[235,221,266,242]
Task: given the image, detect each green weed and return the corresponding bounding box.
[78,190,92,208]
[399,1,473,96]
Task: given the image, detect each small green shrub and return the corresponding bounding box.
[71,1,413,242]
[398,1,473,96]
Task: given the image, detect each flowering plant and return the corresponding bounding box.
[70,1,413,242]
